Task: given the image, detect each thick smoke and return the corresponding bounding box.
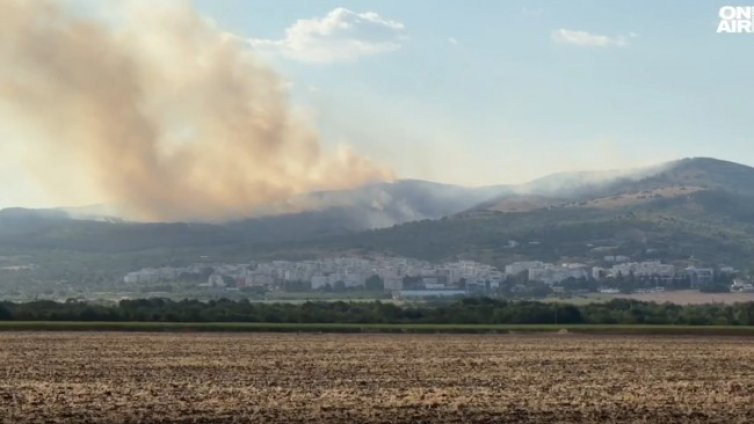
[0,0,392,221]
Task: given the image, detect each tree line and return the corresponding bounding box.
[2,297,754,325]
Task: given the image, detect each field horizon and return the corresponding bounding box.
[2,321,754,336]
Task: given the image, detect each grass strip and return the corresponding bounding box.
[2,321,754,335]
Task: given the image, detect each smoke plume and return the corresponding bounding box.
[0,0,393,221]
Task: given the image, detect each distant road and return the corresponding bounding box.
[3,321,754,335]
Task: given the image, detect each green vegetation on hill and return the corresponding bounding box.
[298,189,754,269]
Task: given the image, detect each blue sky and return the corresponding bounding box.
[192,0,753,185]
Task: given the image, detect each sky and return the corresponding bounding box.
[189,0,752,185]
[1,0,753,210]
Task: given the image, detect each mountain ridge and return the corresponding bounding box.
[2,157,753,264]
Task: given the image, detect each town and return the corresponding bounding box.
[122,255,750,299]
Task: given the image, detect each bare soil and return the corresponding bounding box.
[1,332,753,423]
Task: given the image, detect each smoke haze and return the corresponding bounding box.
[0,0,393,221]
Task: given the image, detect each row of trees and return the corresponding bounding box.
[2,297,754,325]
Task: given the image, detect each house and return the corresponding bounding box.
[730,279,754,293]
[686,267,714,288]
[207,273,234,288]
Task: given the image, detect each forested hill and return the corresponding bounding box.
[3,158,754,270]
[294,158,754,268]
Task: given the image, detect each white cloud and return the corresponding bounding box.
[448,37,460,46]
[249,8,405,63]
[551,29,631,48]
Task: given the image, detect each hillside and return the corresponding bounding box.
[305,189,753,265]
[2,157,754,283]
[293,158,754,268]
[226,179,512,240]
